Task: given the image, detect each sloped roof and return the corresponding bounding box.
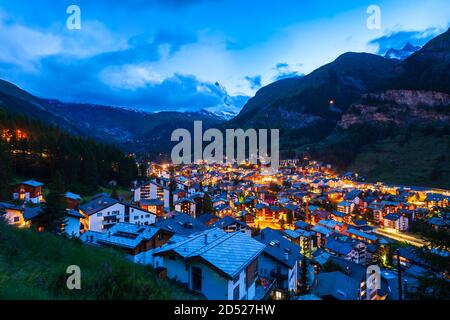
[21,179,44,187]
[154,212,207,235]
[97,223,162,249]
[211,216,250,230]
[155,228,265,279]
[315,271,359,300]
[255,228,302,269]
[79,196,119,216]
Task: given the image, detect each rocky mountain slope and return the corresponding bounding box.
[0,80,223,157]
[226,52,400,147]
[384,42,421,60]
[226,28,450,187]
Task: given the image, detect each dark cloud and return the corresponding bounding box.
[0,25,229,112]
[1,53,240,112]
[245,75,262,90]
[368,28,443,55]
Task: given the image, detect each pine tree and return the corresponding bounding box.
[111,188,119,200]
[168,166,176,211]
[408,225,450,299]
[202,192,214,215]
[286,211,294,226]
[0,140,12,201]
[34,191,67,234]
[50,171,65,193]
[0,205,6,223]
[300,255,310,294]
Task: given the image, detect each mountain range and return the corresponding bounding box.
[384,42,421,60]
[0,28,449,187]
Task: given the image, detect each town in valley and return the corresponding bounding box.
[2,157,449,300]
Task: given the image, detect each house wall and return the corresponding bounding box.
[5,209,24,226]
[86,203,125,232]
[258,253,297,293]
[65,216,81,237]
[129,206,156,225]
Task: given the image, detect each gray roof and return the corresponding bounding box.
[325,237,353,256]
[155,228,265,279]
[255,228,302,269]
[65,192,81,200]
[82,222,164,249]
[21,179,44,187]
[314,271,360,300]
[328,256,366,282]
[140,199,164,206]
[154,212,207,235]
[66,209,83,219]
[211,216,251,230]
[23,206,43,220]
[0,202,22,211]
[79,195,119,216]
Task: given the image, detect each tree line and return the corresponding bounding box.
[0,108,138,199]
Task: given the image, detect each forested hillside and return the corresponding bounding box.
[0,108,138,199]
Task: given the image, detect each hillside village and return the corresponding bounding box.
[1,159,449,300]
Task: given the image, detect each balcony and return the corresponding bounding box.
[270,269,288,280]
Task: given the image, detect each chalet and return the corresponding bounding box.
[150,178,171,208]
[314,257,382,300]
[331,210,346,223]
[211,216,252,236]
[214,203,233,217]
[153,228,265,300]
[79,195,156,232]
[21,205,83,237]
[255,228,302,298]
[81,222,174,265]
[64,192,81,209]
[324,236,367,265]
[283,228,313,257]
[337,201,354,215]
[343,189,363,206]
[310,224,333,248]
[346,228,378,244]
[172,189,187,203]
[212,196,227,208]
[65,209,84,237]
[174,198,197,217]
[132,182,151,202]
[309,209,330,225]
[236,210,255,225]
[314,271,360,300]
[12,179,44,204]
[425,193,449,208]
[139,199,164,218]
[0,202,25,227]
[383,213,409,232]
[264,205,281,222]
[318,219,347,234]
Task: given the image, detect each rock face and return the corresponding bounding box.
[339,90,450,129]
[384,42,421,60]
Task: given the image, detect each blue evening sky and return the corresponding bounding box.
[0,0,448,112]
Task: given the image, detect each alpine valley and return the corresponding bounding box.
[1,29,449,188]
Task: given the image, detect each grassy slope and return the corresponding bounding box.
[0,222,195,300]
[348,133,450,189]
